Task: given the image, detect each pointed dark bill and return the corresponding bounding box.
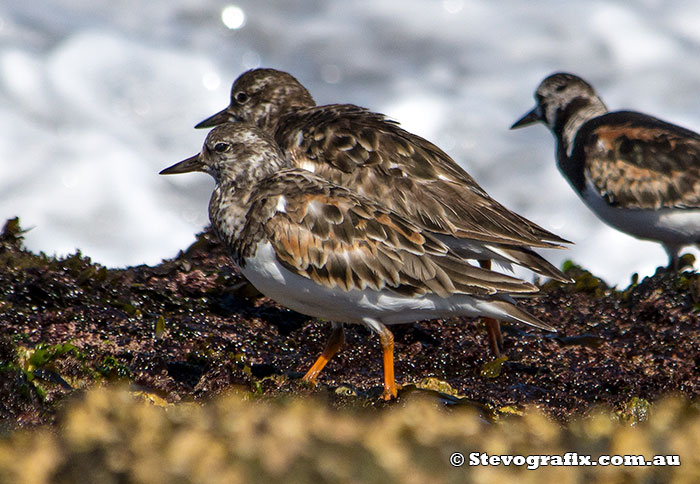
[194,108,234,129]
[510,107,541,129]
[159,154,204,175]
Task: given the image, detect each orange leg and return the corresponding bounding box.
[379,327,397,400]
[365,319,399,400]
[478,259,503,357]
[302,323,345,385]
[485,318,503,357]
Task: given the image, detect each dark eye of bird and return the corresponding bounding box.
[214,142,229,153]
[235,92,249,104]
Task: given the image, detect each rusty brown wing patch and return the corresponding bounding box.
[254,170,539,297]
[585,118,700,209]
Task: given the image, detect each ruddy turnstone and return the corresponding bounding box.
[160,124,559,400]
[195,68,572,356]
[512,72,700,269]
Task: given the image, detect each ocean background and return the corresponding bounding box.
[3,0,700,287]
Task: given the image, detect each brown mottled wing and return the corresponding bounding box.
[581,111,700,209]
[245,169,539,297]
[275,104,569,248]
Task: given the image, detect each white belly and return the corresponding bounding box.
[239,241,516,326]
[581,178,700,248]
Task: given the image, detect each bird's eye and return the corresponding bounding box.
[214,142,229,153]
[234,91,249,104]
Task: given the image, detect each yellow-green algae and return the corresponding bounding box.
[0,386,697,484]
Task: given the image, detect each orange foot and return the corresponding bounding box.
[301,324,344,386]
[381,382,402,401]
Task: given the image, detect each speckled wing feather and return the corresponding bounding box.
[237,169,540,298]
[579,112,700,210]
[275,105,569,248]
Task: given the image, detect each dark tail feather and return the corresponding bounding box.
[486,298,557,332]
[489,245,573,283]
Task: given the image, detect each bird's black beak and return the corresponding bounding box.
[194,108,235,129]
[510,107,542,129]
[159,154,204,175]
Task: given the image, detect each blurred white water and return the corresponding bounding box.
[2,0,700,286]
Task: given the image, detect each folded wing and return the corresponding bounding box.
[276,105,571,249]
[581,112,700,210]
[242,169,541,299]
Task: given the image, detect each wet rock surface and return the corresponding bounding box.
[1,217,698,427]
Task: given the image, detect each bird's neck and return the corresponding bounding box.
[554,98,607,161]
[208,181,255,250]
[552,98,607,194]
[267,101,314,136]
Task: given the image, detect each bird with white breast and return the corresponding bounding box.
[513,72,700,270]
[195,67,572,357]
[161,123,562,400]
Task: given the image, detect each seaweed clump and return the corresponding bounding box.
[0,217,698,429]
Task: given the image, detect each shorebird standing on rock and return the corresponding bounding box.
[513,72,700,270]
[161,124,564,400]
[195,68,571,357]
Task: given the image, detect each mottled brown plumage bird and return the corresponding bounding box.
[196,68,571,356]
[512,72,700,269]
[161,124,559,400]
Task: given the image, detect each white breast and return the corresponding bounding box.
[581,177,700,246]
[239,241,519,326]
